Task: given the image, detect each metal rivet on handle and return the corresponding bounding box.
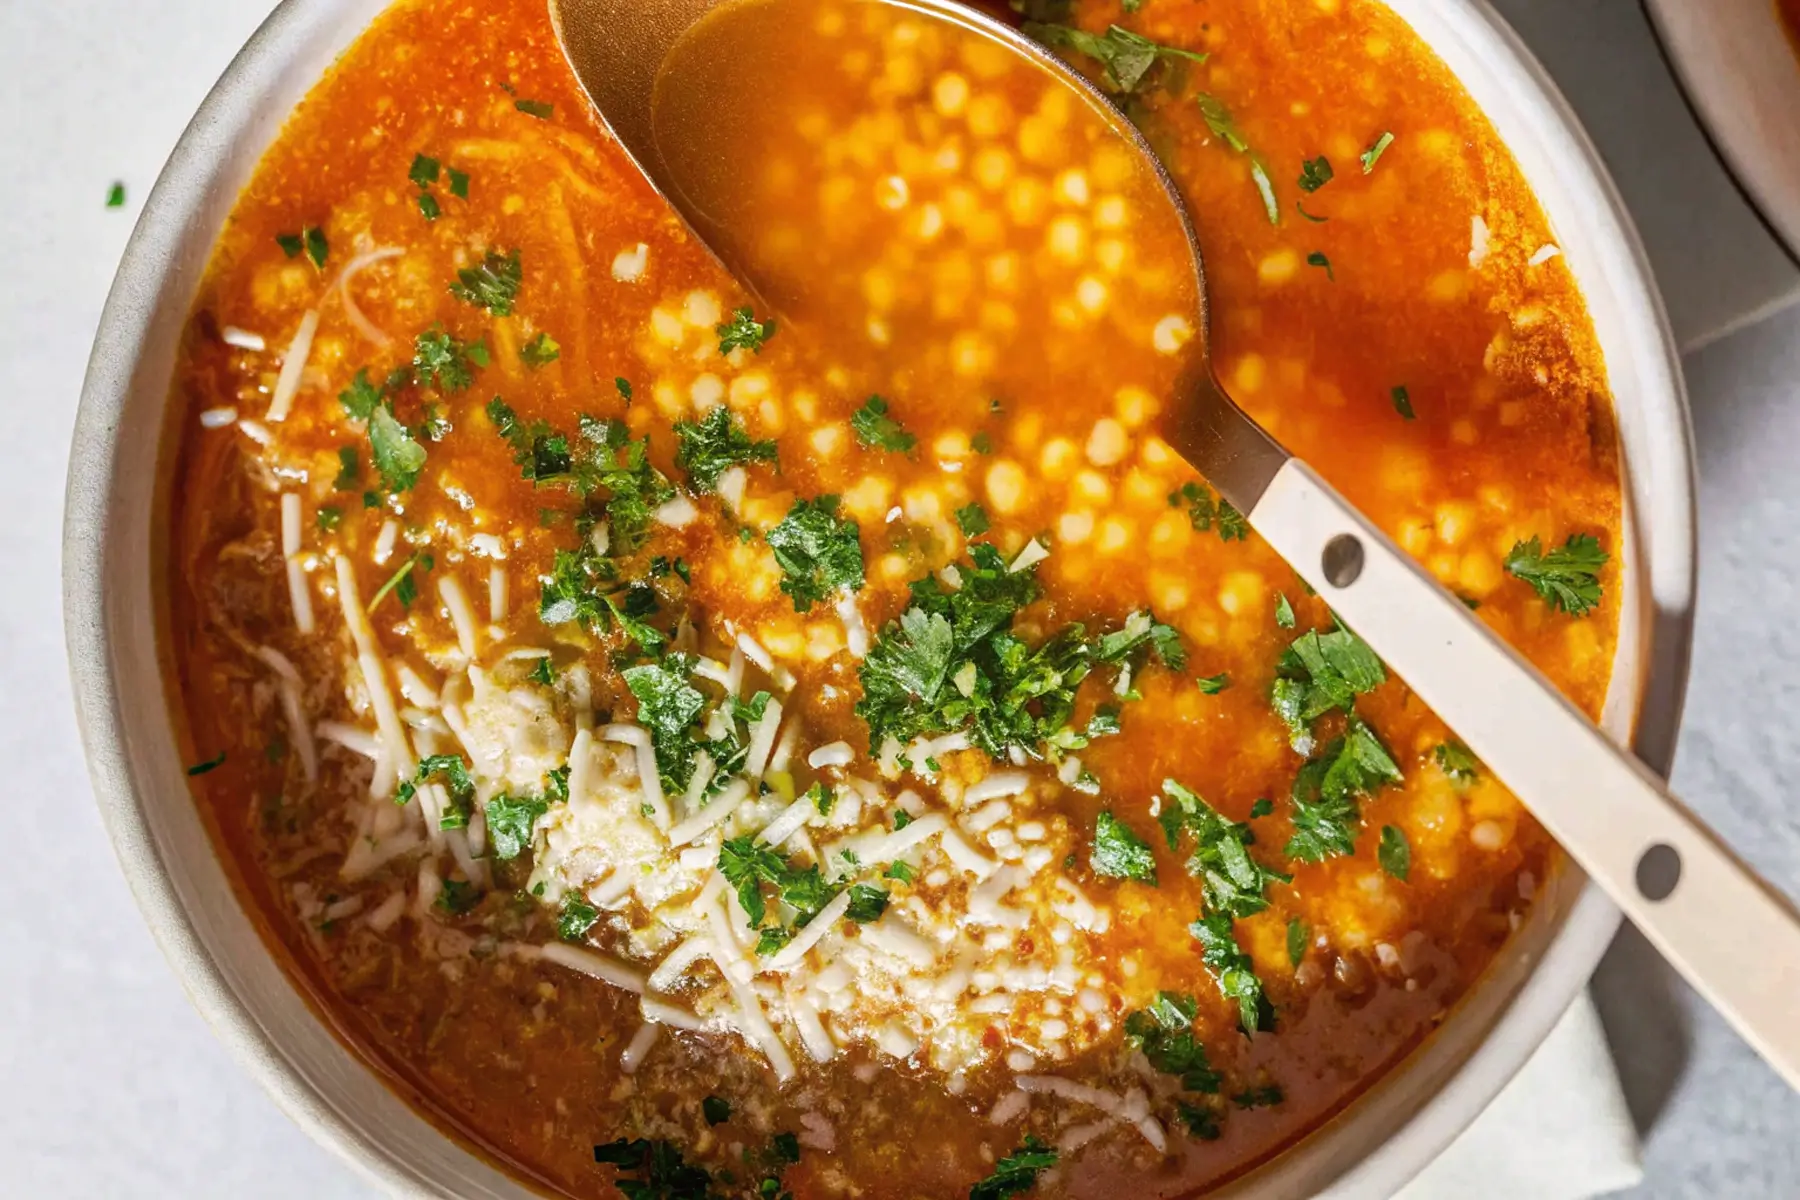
[1635,843,1682,902]
[1322,534,1365,589]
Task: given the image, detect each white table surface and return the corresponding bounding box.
[3,1,1797,1197]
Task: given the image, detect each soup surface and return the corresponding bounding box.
[165,0,1623,1195]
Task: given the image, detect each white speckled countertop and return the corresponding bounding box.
[2,0,1795,1195]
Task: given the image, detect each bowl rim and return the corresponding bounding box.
[62,0,1697,1195]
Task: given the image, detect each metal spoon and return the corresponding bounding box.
[550,0,1800,1089]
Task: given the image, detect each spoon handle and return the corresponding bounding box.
[1252,457,1800,1092]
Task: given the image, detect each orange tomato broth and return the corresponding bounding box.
[164,0,1622,1196]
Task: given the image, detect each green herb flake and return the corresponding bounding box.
[1361,130,1396,173]
[1306,251,1334,281]
[486,794,549,860]
[436,878,481,915]
[186,751,227,777]
[316,506,342,533]
[1123,992,1221,1092]
[449,248,523,316]
[1434,740,1481,788]
[1233,1084,1285,1110]
[105,182,127,208]
[1169,481,1247,542]
[702,1096,731,1126]
[409,154,441,188]
[368,406,427,492]
[557,893,599,941]
[446,166,470,199]
[514,98,554,120]
[1195,92,1279,225]
[716,306,776,355]
[1295,200,1328,223]
[969,1136,1058,1200]
[416,191,441,222]
[955,503,991,537]
[845,884,890,923]
[1024,22,1205,95]
[615,376,634,403]
[302,226,329,271]
[1378,824,1412,882]
[1286,916,1308,967]
[674,405,778,492]
[413,327,481,393]
[1285,717,1402,863]
[1505,533,1609,617]
[1298,156,1334,193]
[1159,780,1289,917]
[766,495,864,611]
[1391,385,1415,420]
[851,395,916,453]
[1190,910,1272,1033]
[1197,672,1230,695]
[520,332,561,370]
[1274,593,1295,629]
[275,232,305,258]
[1249,796,1273,818]
[1092,810,1157,884]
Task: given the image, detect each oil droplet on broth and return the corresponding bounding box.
[650,0,1200,400]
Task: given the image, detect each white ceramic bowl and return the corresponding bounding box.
[1645,0,1800,259]
[63,0,1697,1195]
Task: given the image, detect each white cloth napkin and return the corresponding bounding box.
[1399,991,1642,1199]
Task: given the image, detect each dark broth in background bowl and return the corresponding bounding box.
[165,0,1625,1195]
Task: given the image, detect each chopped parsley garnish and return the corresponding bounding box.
[1024,22,1205,95]
[1249,797,1273,818]
[316,506,342,533]
[1270,623,1386,745]
[1378,824,1412,882]
[417,192,442,221]
[105,182,126,208]
[1197,672,1230,695]
[436,878,481,915]
[520,331,561,369]
[615,377,634,403]
[409,153,440,187]
[1178,1101,1223,1140]
[1124,991,1221,1092]
[367,550,434,614]
[1306,251,1334,281]
[338,368,383,421]
[276,232,304,258]
[716,306,776,355]
[557,893,599,941]
[186,751,227,776]
[1505,533,1608,617]
[485,794,549,860]
[1195,92,1279,224]
[893,809,914,830]
[1168,481,1248,541]
[1274,593,1296,629]
[1190,911,1272,1034]
[1434,740,1481,788]
[514,98,554,120]
[368,406,427,492]
[449,248,522,316]
[1286,916,1308,967]
[447,167,470,198]
[1361,130,1396,173]
[1092,810,1157,884]
[1298,156,1334,192]
[487,397,573,485]
[1285,716,1402,862]
[850,395,916,453]
[303,226,329,270]
[845,884,890,922]
[766,495,864,611]
[413,327,482,393]
[856,546,1178,763]
[702,1096,732,1126]
[1093,609,1186,672]
[592,1139,713,1198]
[1159,780,1289,916]
[885,860,915,883]
[333,447,360,491]
[674,405,778,492]
[1233,1084,1285,1109]
[1391,385,1415,420]
[968,1136,1058,1200]
[623,657,707,791]
[530,655,557,686]
[955,502,990,537]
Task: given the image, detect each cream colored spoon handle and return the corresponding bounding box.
[1253,458,1800,1092]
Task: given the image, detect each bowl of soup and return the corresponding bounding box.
[64,0,1696,1196]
